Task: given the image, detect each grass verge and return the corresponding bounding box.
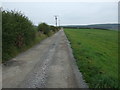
[2,31,56,63]
[64,28,118,88]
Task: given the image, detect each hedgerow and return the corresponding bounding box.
[38,23,60,36]
[38,23,50,36]
[50,25,59,32]
[2,10,60,62]
[2,10,36,62]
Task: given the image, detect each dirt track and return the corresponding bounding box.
[2,29,88,88]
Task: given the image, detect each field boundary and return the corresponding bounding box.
[64,30,89,88]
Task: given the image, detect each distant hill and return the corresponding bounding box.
[62,24,119,30]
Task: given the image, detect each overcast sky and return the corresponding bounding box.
[2,0,118,26]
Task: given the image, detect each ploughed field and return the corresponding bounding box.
[64,28,118,88]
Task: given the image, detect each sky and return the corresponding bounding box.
[2,0,119,26]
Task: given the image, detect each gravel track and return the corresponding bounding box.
[2,29,88,88]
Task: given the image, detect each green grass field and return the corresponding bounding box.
[64,28,118,88]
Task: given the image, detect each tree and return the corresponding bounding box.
[38,23,50,36]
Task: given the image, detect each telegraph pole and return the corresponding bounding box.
[54,15,58,27]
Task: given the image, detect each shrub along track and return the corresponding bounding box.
[2,29,88,88]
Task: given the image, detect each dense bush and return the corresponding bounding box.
[50,25,59,32]
[38,23,50,36]
[38,23,60,36]
[2,10,36,62]
[2,10,60,62]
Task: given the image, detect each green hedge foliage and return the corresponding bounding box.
[38,23,60,36]
[2,10,36,62]
[38,23,50,36]
[2,10,60,62]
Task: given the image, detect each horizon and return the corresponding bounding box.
[60,23,119,25]
[54,23,119,26]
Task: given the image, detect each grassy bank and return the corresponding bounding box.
[64,28,118,88]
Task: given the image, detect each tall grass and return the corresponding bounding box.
[64,28,119,88]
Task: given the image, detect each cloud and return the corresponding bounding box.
[3,2,118,25]
[2,0,119,2]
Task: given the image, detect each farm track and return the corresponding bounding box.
[2,29,88,88]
